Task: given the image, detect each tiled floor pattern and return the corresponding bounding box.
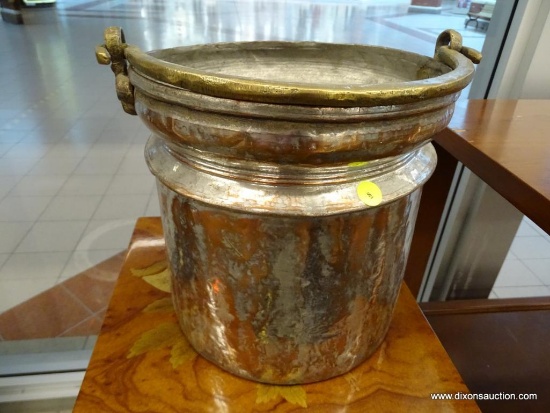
[0,251,125,340]
[491,217,550,299]
[0,0,547,346]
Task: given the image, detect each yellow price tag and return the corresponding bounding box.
[357,181,382,206]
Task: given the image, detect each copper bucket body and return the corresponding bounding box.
[96,28,480,384]
[156,181,423,384]
[147,132,432,384]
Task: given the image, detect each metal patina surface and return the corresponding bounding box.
[159,184,421,384]
[96,27,480,384]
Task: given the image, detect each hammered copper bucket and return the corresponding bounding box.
[96,28,480,384]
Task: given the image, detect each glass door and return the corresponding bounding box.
[420,0,550,301]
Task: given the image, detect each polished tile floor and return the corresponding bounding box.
[491,217,550,298]
[0,0,547,348]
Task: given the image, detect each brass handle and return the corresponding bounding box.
[95,27,481,109]
[435,29,482,65]
[95,27,137,115]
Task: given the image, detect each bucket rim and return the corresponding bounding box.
[123,38,476,108]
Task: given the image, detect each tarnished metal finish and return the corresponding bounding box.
[124,29,478,107]
[145,134,436,216]
[96,26,480,384]
[158,183,422,384]
[96,27,481,110]
[147,130,434,384]
[134,86,455,165]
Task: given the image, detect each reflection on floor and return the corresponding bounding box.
[491,217,550,299]
[0,251,125,340]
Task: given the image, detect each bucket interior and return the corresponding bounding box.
[147,42,452,88]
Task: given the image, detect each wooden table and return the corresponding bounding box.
[405,99,550,296]
[441,99,550,235]
[404,99,550,412]
[74,217,479,412]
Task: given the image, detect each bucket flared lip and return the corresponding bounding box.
[145,135,437,217]
[124,41,475,108]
